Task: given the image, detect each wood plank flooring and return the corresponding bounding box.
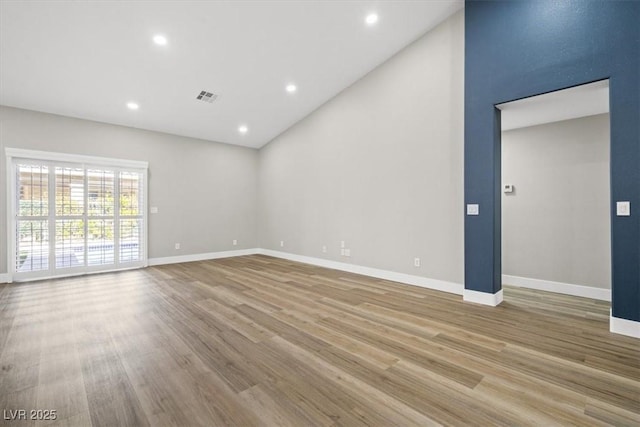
[1,255,638,426]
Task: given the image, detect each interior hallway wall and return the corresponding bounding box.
[502,114,611,290]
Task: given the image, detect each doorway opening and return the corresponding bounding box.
[496,80,611,317]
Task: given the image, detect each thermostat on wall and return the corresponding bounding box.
[503,184,514,193]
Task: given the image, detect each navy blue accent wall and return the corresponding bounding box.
[464,0,640,321]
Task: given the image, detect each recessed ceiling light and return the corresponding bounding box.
[153,34,168,46]
[365,13,378,26]
[238,125,248,134]
[286,84,297,93]
[127,102,139,110]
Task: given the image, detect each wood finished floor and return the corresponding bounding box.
[1,255,638,426]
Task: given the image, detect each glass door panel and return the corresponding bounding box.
[119,171,143,263]
[55,219,85,268]
[16,220,49,272]
[87,219,114,265]
[15,164,49,273]
[87,169,115,266]
[55,167,85,270]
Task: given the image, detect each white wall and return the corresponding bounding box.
[258,11,464,284]
[0,106,259,275]
[502,113,611,289]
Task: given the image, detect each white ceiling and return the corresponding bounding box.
[0,0,463,148]
[497,80,610,131]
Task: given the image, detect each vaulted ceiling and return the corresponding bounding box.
[0,1,463,148]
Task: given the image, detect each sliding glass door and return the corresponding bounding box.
[8,150,147,281]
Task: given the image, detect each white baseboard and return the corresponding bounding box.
[0,249,260,283]
[503,274,611,301]
[463,289,504,306]
[9,265,146,283]
[148,248,260,266]
[5,248,462,299]
[257,249,463,295]
[610,312,640,339]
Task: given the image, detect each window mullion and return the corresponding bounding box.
[83,165,88,267]
[114,168,120,267]
[48,163,55,274]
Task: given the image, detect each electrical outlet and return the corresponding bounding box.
[344,249,351,257]
[341,240,345,248]
[175,243,180,250]
[280,240,284,247]
[322,245,327,253]
[414,257,421,267]
[150,206,158,214]
[616,201,630,216]
[232,239,237,246]
[340,248,345,256]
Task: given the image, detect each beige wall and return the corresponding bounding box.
[502,114,611,289]
[0,106,259,274]
[258,11,464,284]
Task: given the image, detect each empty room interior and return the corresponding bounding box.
[1,1,639,426]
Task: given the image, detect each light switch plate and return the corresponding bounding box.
[616,201,630,216]
[467,204,479,216]
[150,206,158,214]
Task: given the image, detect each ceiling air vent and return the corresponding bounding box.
[196,90,218,103]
